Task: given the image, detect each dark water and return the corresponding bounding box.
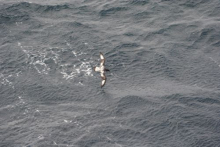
[1,0,220,146]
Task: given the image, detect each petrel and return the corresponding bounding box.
[93,52,110,88]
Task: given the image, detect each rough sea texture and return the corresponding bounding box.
[1,0,220,146]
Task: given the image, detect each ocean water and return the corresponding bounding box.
[1,0,220,146]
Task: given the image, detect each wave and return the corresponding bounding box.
[99,7,128,17]
[0,2,75,24]
[18,42,93,81]
[129,0,149,5]
[4,2,72,13]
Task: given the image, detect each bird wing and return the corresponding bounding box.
[100,52,105,66]
[100,72,106,88]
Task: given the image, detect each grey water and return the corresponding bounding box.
[1,0,220,146]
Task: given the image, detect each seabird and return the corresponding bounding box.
[93,52,110,88]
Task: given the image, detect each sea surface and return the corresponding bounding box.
[1,0,220,146]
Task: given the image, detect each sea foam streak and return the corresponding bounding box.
[18,42,93,81]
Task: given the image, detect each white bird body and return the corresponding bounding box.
[94,66,105,72]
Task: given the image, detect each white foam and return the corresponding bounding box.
[64,120,72,123]
[53,141,57,145]
[72,51,77,57]
[18,42,94,83]
[210,57,220,67]
[16,22,23,26]
[0,73,14,88]
[78,82,83,85]
[76,68,80,73]
[38,135,44,140]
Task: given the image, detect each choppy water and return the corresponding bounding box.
[1,0,220,146]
